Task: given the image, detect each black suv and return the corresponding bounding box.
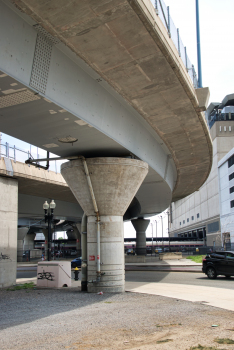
[202,251,234,279]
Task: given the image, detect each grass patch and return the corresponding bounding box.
[189,345,226,350]
[214,338,234,344]
[156,339,173,344]
[186,255,205,263]
[7,282,35,291]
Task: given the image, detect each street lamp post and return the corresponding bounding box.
[167,211,171,252]
[161,216,163,252]
[43,200,56,261]
[151,223,153,256]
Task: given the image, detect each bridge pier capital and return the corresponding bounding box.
[61,157,148,293]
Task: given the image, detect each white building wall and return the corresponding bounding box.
[218,147,234,247]
[169,120,234,246]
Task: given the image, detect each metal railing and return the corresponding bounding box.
[208,113,234,129]
[0,141,63,174]
[153,0,198,88]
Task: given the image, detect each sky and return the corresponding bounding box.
[163,0,234,103]
[1,0,234,238]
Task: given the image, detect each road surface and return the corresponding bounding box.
[17,267,234,290]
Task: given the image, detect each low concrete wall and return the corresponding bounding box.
[159,252,183,260]
[125,255,145,263]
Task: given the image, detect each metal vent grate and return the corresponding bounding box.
[30,35,52,94]
[0,90,40,109]
[33,24,60,45]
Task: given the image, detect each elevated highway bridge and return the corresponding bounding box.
[0,0,212,291]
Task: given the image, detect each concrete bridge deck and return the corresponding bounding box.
[0,0,212,210]
[0,0,212,290]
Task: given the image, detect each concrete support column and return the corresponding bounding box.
[75,224,81,252]
[0,176,18,288]
[23,233,36,251]
[61,157,148,293]
[17,227,29,261]
[131,218,150,255]
[42,229,48,259]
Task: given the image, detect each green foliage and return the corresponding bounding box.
[156,339,173,344]
[214,338,234,344]
[186,255,205,263]
[189,345,226,350]
[7,282,35,291]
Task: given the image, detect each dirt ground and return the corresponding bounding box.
[0,287,234,350]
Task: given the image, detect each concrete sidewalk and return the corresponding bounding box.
[125,281,234,312]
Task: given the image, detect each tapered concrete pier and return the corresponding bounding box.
[23,233,36,250]
[61,157,148,293]
[131,218,150,255]
[17,227,28,261]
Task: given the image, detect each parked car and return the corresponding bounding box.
[70,250,77,256]
[126,249,135,255]
[202,251,234,279]
[71,257,82,268]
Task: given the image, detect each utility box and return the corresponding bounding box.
[37,261,71,288]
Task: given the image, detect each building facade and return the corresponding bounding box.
[169,94,234,249]
[218,147,234,249]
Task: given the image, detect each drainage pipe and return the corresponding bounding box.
[81,158,101,281]
[81,213,87,291]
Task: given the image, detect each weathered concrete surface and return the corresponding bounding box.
[0,176,18,288]
[11,0,213,201]
[17,227,28,252]
[23,232,36,250]
[0,158,76,203]
[61,157,148,292]
[61,158,148,216]
[196,87,210,112]
[131,218,150,255]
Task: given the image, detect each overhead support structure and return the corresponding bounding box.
[23,232,36,250]
[17,227,29,262]
[61,157,148,293]
[0,176,18,288]
[131,218,150,255]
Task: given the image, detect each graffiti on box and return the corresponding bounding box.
[38,270,54,281]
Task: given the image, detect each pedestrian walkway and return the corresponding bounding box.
[125,282,234,312]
